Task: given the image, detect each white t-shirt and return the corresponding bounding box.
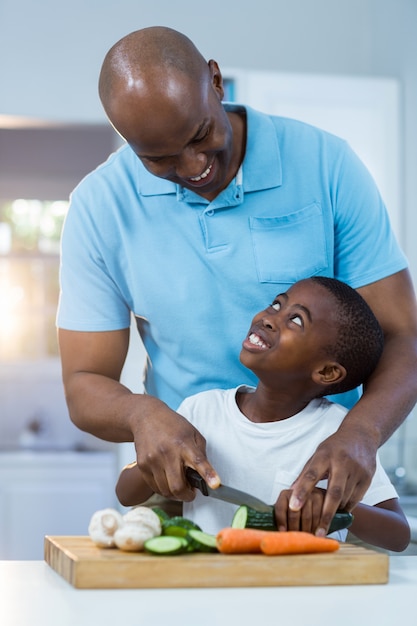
[180,386,397,537]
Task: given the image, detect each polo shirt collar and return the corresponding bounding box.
[136,103,282,197]
[239,104,282,192]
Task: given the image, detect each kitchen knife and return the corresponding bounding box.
[185,467,353,533]
[185,466,272,512]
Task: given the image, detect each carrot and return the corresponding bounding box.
[260,531,340,556]
[216,527,270,554]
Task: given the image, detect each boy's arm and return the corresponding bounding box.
[349,498,410,552]
[116,462,154,507]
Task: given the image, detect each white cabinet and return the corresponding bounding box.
[0,450,118,559]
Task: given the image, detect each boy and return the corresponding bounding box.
[116,277,410,551]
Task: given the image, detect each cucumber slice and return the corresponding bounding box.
[144,535,189,555]
[187,529,218,552]
[162,516,202,538]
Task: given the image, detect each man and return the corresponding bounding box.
[57,26,417,535]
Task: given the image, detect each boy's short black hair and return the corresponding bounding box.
[310,276,384,395]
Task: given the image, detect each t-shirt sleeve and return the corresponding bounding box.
[360,455,398,506]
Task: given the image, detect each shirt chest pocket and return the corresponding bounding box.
[249,202,329,284]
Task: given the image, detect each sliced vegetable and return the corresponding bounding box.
[216,527,270,554]
[187,529,218,552]
[231,504,353,535]
[144,535,189,555]
[260,531,339,555]
[162,516,202,538]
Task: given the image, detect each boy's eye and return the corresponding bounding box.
[291,315,303,327]
[271,301,280,311]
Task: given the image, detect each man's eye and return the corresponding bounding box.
[193,127,210,143]
[291,315,303,327]
[271,302,280,311]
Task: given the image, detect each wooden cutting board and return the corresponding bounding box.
[44,536,389,588]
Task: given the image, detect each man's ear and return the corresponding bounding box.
[312,362,347,387]
[208,59,224,100]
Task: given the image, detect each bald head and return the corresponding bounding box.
[99,27,213,122]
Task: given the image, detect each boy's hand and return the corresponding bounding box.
[274,487,327,534]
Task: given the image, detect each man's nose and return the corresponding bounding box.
[175,147,206,179]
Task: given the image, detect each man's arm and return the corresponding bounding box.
[290,269,417,534]
[58,328,220,500]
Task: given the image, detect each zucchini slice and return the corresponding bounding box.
[144,535,189,555]
[162,516,202,538]
[187,529,218,552]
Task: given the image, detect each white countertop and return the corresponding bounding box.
[1,557,416,626]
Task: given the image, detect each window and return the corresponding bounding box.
[0,122,118,362]
[0,198,68,360]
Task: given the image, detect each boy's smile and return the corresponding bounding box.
[246,330,271,350]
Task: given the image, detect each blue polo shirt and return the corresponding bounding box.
[57,104,407,410]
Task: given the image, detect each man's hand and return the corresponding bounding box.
[131,397,220,501]
[58,327,220,502]
[288,427,377,536]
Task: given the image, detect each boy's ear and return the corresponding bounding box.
[312,362,347,387]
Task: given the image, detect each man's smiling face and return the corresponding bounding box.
[107,64,236,201]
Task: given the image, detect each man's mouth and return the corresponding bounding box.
[188,163,213,184]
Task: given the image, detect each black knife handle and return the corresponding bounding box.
[185,467,209,496]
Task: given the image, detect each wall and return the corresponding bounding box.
[1,0,417,482]
[1,0,416,275]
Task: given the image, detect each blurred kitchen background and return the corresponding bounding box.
[1,0,417,558]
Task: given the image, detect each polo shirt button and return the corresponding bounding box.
[206,209,214,216]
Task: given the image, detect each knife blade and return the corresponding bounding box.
[185,467,353,533]
[186,467,276,513]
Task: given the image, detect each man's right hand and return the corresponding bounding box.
[130,395,220,501]
[59,327,220,501]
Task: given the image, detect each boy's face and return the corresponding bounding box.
[240,280,340,386]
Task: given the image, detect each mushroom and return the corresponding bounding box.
[113,523,156,552]
[88,508,124,548]
[122,506,162,536]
